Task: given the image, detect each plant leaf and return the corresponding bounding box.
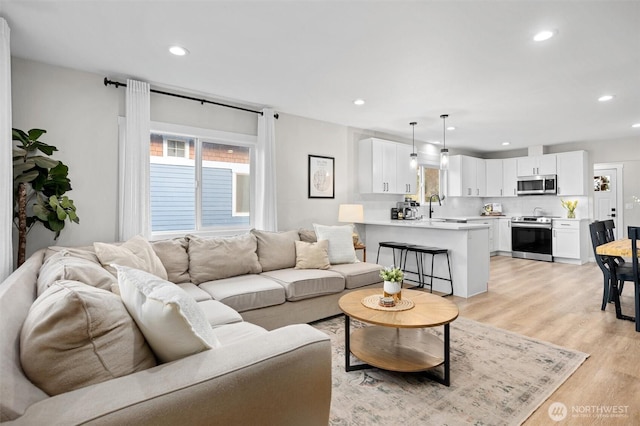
[56,205,66,220]
[33,156,60,169]
[35,142,57,156]
[14,170,40,183]
[27,129,47,141]
[12,128,29,144]
[12,146,27,157]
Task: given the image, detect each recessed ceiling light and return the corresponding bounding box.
[447,126,456,131]
[169,46,189,56]
[598,94,615,102]
[353,99,365,106]
[632,123,640,128]
[533,30,555,42]
[502,142,510,146]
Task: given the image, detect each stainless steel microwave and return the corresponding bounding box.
[516,175,557,195]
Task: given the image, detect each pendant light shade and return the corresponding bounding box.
[409,122,418,169]
[440,114,449,170]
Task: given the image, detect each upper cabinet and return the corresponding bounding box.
[359,138,415,194]
[449,155,486,197]
[517,154,556,176]
[556,150,589,196]
[485,158,517,197]
[395,143,417,194]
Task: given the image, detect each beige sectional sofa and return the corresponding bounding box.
[0,227,383,424]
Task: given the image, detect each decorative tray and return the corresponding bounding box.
[361,295,415,311]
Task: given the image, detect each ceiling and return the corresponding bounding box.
[2,1,639,153]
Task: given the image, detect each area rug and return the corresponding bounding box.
[312,315,589,426]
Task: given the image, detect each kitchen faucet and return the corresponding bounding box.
[428,194,442,219]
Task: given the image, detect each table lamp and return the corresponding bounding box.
[338,204,364,245]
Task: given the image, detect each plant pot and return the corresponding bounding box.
[383,280,402,302]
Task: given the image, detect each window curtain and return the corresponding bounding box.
[119,79,150,240]
[252,108,277,231]
[0,18,13,278]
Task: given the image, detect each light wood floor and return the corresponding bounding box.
[446,256,640,425]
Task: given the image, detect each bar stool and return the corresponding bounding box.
[405,245,453,296]
[376,242,410,268]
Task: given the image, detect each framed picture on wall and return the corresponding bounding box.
[308,155,335,198]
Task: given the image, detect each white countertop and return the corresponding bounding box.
[361,219,491,230]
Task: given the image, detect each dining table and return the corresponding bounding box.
[596,238,640,332]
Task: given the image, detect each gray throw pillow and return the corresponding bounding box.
[188,233,262,284]
[252,229,300,272]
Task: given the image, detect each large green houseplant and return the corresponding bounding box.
[12,128,79,267]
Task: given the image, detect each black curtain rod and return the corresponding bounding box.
[103,78,278,119]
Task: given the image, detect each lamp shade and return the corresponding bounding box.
[338,204,364,223]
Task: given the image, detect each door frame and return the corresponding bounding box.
[594,163,624,236]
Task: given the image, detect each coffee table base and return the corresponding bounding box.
[344,315,451,386]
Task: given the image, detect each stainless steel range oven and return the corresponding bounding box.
[511,216,554,262]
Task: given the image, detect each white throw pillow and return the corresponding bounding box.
[313,224,357,264]
[94,235,168,280]
[115,265,220,363]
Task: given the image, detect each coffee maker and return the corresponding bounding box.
[396,199,420,220]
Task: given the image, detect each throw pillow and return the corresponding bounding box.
[294,240,331,270]
[94,235,168,280]
[20,280,156,396]
[298,228,318,243]
[115,265,220,363]
[187,233,262,284]
[36,250,117,297]
[313,224,357,264]
[151,237,191,283]
[252,229,300,272]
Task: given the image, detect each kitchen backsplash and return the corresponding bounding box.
[358,195,590,221]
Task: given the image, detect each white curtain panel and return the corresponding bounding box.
[252,108,277,231]
[0,18,13,278]
[119,79,151,240]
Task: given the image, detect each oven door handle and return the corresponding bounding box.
[511,222,553,229]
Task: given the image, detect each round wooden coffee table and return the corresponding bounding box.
[338,288,459,386]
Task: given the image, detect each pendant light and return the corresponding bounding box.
[409,121,418,169]
[440,114,449,170]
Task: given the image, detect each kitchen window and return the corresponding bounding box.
[149,125,253,234]
[406,165,442,205]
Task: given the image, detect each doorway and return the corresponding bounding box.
[594,164,624,237]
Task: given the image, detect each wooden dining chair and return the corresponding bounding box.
[628,226,640,332]
[589,221,632,310]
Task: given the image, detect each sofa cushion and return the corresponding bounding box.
[252,229,300,272]
[44,245,99,263]
[177,283,214,302]
[198,274,286,313]
[188,234,262,284]
[294,240,330,270]
[197,299,244,328]
[94,235,168,280]
[313,224,357,264]
[36,250,117,297]
[298,228,317,243]
[211,322,268,346]
[20,280,156,396]
[330,262,384,289]
[151,237,190,283]
[260,269,345,301]
[116,265,220,363]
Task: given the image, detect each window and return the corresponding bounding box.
[149,124,254,234]
[166,139,187,158]
[407,165,442,205]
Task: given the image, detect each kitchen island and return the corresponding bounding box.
[361,219,490,298]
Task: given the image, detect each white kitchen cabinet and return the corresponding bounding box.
[395,143,416,194]
[497,218,512,252]
[552,219,588,264]
[449,155,486,197]
[485,159,503,197]
[502,158,518,197]
[468,218,496,253]
[359,138,416,194]
[556,150,589,196]
[517,154,556,177]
